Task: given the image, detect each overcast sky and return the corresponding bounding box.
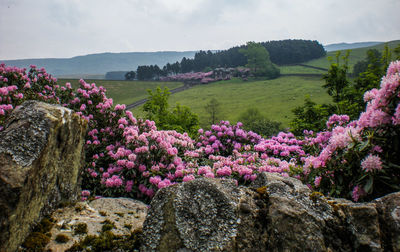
[1,0,399,60]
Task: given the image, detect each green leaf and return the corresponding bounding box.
[363,176,374,194]
[388,162,400,169]
[358,140,369,152]
[357,174,368,183]
[337,174,343,184]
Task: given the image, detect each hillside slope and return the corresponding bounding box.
[305,40,400,71]
[324,41,382,52]
[0,51,197,77]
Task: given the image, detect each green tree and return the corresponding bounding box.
[125,71,136,80]
[238,107,283,137]
[239,42,280,78]
[394,44,400,60]
[322,51,350,105]
[143,87,170,125]
[204,98,221,125]
[290,97,336,135]
[143,87,199,136]
[381,44,392,72]
[238,107,263,124]
[347,45,393,118]
[167,103,199,135]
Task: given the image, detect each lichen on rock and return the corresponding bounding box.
[141,173,400,251]
[0,101,87,252]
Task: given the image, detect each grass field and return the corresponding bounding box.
[279,65,326,74]
[304,40,400,72]
[131,76,331,128]
[57,79,183,106]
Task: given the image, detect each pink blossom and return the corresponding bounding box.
[125,180,133,192]
[352,185,366,202]
[105,175,123,187]
[361,154,382,172]
[81,190,91,197]
[149,176,162,186]
[216,166,232,177]
[183,174,195,182]
[314,176,322,187]
[167,147,178,156]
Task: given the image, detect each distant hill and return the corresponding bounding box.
[304,40,400,72]
[0,51,197,78]
[324,42,383,52]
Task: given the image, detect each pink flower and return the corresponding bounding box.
[158,179,171,189]
[125,180,133,192]
[314,176,322,187]
[80,104,86,111]
[149,176,162,186]
[361,154,382,172]
[167,147,178,156]
[393,103,400,125]
[352,185,366,202]
[204,172,215,178]
[183,174,195,182]
[363,89,378,102]
[115,104,126,110]
[105,175,123,187]
[81,190,91,197]
[216,166,232,177]
[126,161,135,169]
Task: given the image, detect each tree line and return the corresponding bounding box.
[127,39,326,80]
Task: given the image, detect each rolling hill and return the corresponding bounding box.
[323,41,383,52]
[0,51,197,78]
[304,40,400,72]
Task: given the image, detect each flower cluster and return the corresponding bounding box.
[297,61,400,201]
[0,64,60,127]
[195,121,262,157]
[1,61,400,203]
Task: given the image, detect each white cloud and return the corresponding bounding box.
[0,0,399,59]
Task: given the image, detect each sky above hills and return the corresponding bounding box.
[1,0,399,60]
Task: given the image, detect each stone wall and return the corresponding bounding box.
[141,173,400,251]
[0,101,87,252]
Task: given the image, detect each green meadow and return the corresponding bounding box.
[57,79,183,106]
[279,65,326,74]
[131,76,331,128]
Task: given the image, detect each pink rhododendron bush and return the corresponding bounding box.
[1,61,400,202]
[160,71,228,84]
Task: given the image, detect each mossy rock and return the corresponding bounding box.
[55,233,70,243]
[22,232,51,251]
[74,223,88,235]
[21,217,55,251]
[66,230,142,251]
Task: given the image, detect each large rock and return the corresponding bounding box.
[142,173,399,251]
[45,197,148,251]
[0,101,87,252]
[373,192,400,251]
[141,178,242,251]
